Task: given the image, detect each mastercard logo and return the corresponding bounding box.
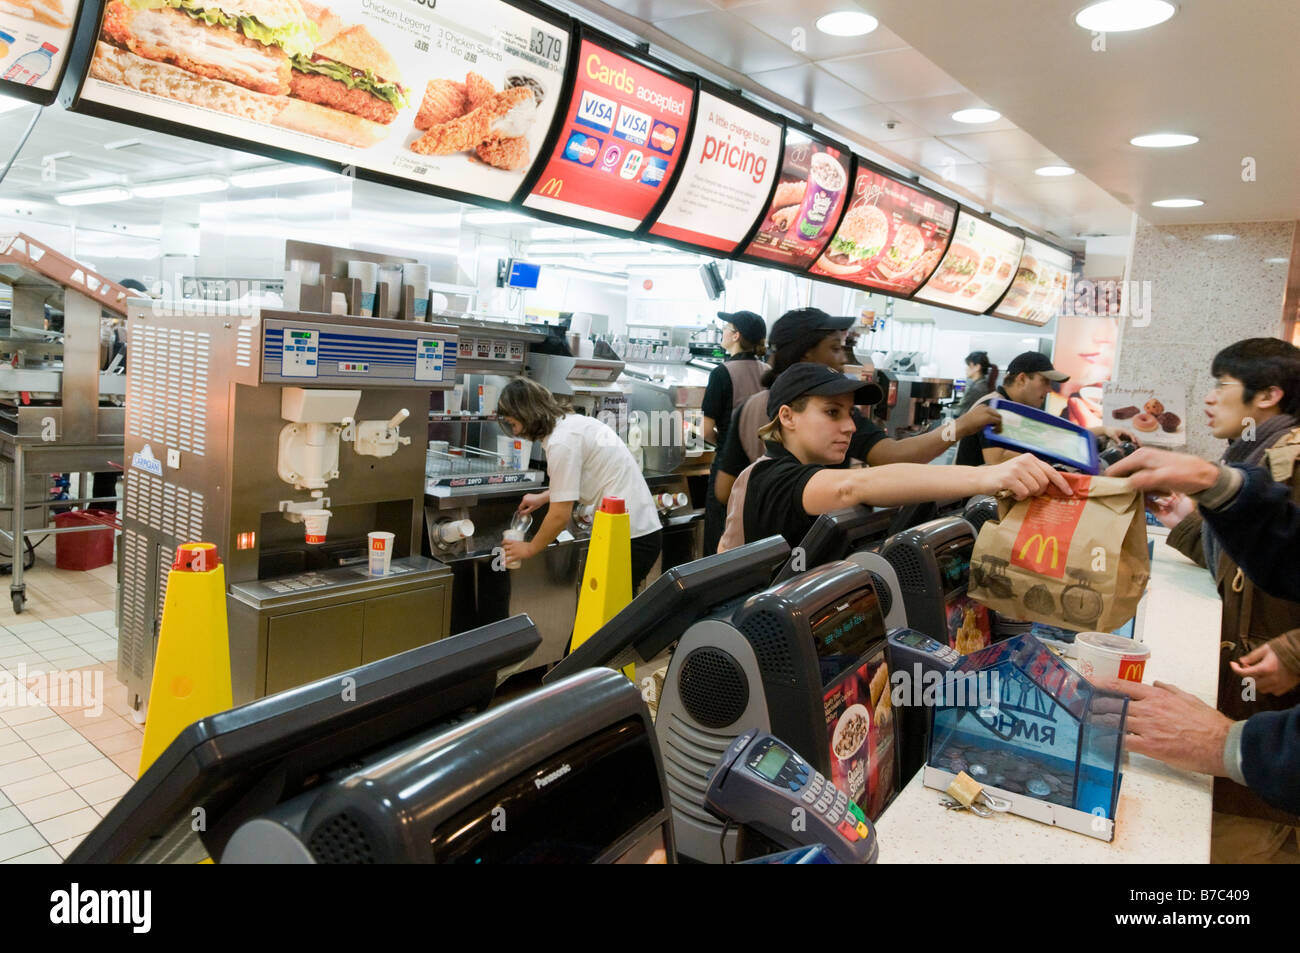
[563,131,602,167]
[650,122,678,154]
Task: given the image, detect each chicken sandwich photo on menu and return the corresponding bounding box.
[814,204,889,276]
[926,242,980,295]
[90,0,320,122]
[875,221,926,283]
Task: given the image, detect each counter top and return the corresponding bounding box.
[874,534,1222,863]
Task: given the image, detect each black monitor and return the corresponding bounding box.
[773,506,896,584]
[68,616,541,864]
[543,536,791,684]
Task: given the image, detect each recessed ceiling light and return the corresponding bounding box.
[1075,0,1176,32]
[1264,257,1289,264]
[1130,132,1198,148]
[815,11,879,36]
[55,187,133,207]
[951,108,1001,124]
[1035,165,1076,176]
[1203,233,1236,241]
[1151,198,1203,208]
[133,176,229,199]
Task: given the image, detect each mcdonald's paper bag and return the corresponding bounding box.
[967,472,1150,632]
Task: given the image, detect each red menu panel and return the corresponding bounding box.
[524,38,693,232]
[741,136,850,268]
[808,166,956,294]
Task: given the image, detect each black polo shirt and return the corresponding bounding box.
[701,352,761,448]
[954,385,1008,466]
[742,442,829,550]
[717,403,889,477]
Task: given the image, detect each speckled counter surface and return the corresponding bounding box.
[874,535,1221,863]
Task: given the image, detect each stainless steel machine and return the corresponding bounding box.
[0,233,128,612]
[120,302,459,710]
[873,371,955,438]
[619,359,708,476]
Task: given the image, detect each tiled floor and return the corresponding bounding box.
[0,540,133,863]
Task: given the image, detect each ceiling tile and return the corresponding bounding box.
[879,92,1018,138]
[937,129,1059,164]
[655,11,809,73]
[596,0,718,21]
[748,62,877,115]
[982,156,1079,184]
[732,0,910,61]
[822,103,924,143]
[819,48,966,103]
[885,137,978,171]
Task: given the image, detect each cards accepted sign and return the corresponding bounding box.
[524,38,694,232]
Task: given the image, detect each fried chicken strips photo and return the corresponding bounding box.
[411,72,540,172]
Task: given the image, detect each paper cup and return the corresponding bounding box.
[378,264,402,319]
[368,531,395,574]
[303,509,331,545]
[479,384,500,415]
[1074,631,1150,682]
[503,529,525,569]
[404,263,430,320]
[448,385,464,415]
[347,260,378,317]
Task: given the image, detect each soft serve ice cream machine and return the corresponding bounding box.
[120,304,459,711]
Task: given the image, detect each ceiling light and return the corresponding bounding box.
[815,11,879,36]
[1075,0,1176,32]
[1203,233,1236,241]
[464,211,534,226]
[1264,257,1289,264]
[1130,132,1198,148]
[134,176,228,199]
[230,165,337,189]
[951,108,1001,124]
[1151,198,1203,208]
[103,137,142,151]
[43,151,72,162]
[55,187,133,207]
[1035,165,1075,176]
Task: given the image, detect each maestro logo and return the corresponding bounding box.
[649,121,679,154]
[640,156,669,187]
[562,131,603,167]
[600,143,623,172]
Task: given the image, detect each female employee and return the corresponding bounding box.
[497,377,662,590]
[725,362,1072,551]
[700,310,767,554]
[954,351,998,415]
[713,308,1001,506]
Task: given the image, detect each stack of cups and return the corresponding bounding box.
[404,263,430,321]
[303,509,331,544]
[347,260,378,317]
[368,531,395,574]
[378,265,403,319]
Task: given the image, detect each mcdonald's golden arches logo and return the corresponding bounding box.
[1017,533,1060,569]
[538,177,564,197]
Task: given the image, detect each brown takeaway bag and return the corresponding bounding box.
[967,472,1150,631]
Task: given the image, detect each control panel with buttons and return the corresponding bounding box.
[705,730,878,864]
[262,317,457,386]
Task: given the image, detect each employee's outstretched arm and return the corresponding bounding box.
[866,404,1000,465]
[502,498,574,563]
[802,452,1070,515]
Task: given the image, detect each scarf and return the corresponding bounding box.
[1202,412,1298,578]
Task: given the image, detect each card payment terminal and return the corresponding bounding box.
[983,397,1101,474]
[706,730,879,864]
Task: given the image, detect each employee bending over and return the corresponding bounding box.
[719,362,1072,551]
[497,377,662,590]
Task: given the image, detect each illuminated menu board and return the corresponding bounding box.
[523,37,694,231]
[76,0,569,202]
[992,236,1075,325]
[740,134,850,268]
[646,89,782,253]
[808,164,956,294]
[1,0,79,101]
[914,210,1025,314]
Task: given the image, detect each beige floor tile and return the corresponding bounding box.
[2,845,60,863]
[27,729,86,756]
[0,756,51,786]
[91,799,120,817]
[0,805,30,834]
[0,740,36,765]
[2,772,69,804]
[75,774,132,804]
[0,705,52,727]
[93,732,141,757]
[0,728,16,747]
[13,716,68,741]
[35,807,99,844]
[58,758,123,788]
[109,753,140,778]
[47,618,98,636]
[42,743,102,772]
[60,706,123,730]
[15,789,87,824]
[0,826,46,861]
[50,834,86,859]
[47,653,98,668]
[74,717,132,742]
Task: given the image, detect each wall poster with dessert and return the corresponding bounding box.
[991,236,1074,326]
[72,0,571,202]
[1,0,82,102]
[739,132,850,270]
[806,162,956,294]
[522,32,695,232]
[1102,383,1186,447]
[913,209,1024,315]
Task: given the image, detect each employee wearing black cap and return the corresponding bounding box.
[721,363,1072,551]
[953,351,1136,467]
[700,311,767,553]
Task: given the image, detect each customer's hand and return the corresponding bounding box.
[979,453,1074,499]
[1099,425,1140,447]
[1101,678,1231,777]
[1230,644,1300,696]
[1105,447,1220,495]
[955,403,1000,439]
[1147,491,1196,528]
[518,492,547,515]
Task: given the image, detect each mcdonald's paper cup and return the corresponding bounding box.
[404,263,430,319]
[347,260,378,317]
[368,531,395,574]
[303,509,331,545]
[1074,631,1150,683]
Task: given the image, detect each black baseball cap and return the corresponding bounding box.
[717,310,766,344]
[769,307,855,351]
[766,362,884,419]
[1006,351,1069,382]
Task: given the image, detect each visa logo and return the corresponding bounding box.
[613,106,651,145]
[574,90,617,133]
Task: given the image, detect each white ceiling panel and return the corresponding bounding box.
[654,11,808,73]
[823,48,967,104]
[880,92,1019,138]
[937,128,1060,164]
[821,103,926,143]
[747,62,878,114]
[885,137,979,170]
[732,0,910,61]
[595,0,717,20]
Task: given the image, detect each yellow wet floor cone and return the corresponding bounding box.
[138,542,233,777]
[572,496,634,679]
